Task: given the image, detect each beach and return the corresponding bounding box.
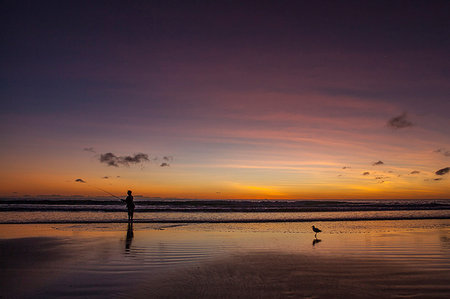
[3,1,450,297]
[1,219,449,298]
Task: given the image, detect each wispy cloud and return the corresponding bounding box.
[374,175,389,184]
[372,160,384,166]
[362,172,370,176]
[387,113,413,129]
[99,152,149,167]
[434,148,450,157]
[435,167,450,176]
[410,170,420,174]
[160,156,173,167]
[83,147,96,153]
[342,166,351,169]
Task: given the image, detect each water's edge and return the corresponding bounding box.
[1,215,449,224]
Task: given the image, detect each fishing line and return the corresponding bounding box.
[75,178,122,200]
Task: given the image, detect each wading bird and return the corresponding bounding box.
[312,225,322,238]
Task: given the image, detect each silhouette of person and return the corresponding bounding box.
[122,190,135,222]
[125,222,134,251]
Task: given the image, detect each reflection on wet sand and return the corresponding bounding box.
[125,222,134,251]
[0,220,449,298]
[312,238,322,246]
[138,252,450,298]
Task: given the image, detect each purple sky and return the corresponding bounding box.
[1,1,449,198]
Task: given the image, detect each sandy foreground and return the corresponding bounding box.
[1,221,450,298]
[138,253,449,299]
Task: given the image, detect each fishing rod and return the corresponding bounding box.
[75,179,123,201]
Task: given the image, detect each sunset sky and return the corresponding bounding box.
[1,1,449,199]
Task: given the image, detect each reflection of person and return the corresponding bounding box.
[125,222,134,251]
[122,190,135,222]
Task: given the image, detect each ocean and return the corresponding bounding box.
[1,198,449,223]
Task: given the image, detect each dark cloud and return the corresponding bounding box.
[83,147,96,153]
[374,176,389,183]
[102,176,109,179]
[342,166,350,169]
[435,167,450,176]
[434,178,443,181]
[434,148,450,157]
[372,160,384,166]
[100,153,119,166]
[410,170,420,174]
[160,162,170,167]
[75,178,86,183]
[122,153,149,164]
[362,172,370,176]
[387,113,413,129]
[99,152,149,167]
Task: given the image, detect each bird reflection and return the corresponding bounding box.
[125,222,134,251]
[312,238,322,246]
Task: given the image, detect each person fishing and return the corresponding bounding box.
[75,179,136,221]
[122,190,135,222]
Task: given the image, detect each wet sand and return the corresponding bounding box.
[141,253,450,298]
[0,237,72,298]
[1,220,449,298]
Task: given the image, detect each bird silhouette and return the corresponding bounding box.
[312,225,322,238]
